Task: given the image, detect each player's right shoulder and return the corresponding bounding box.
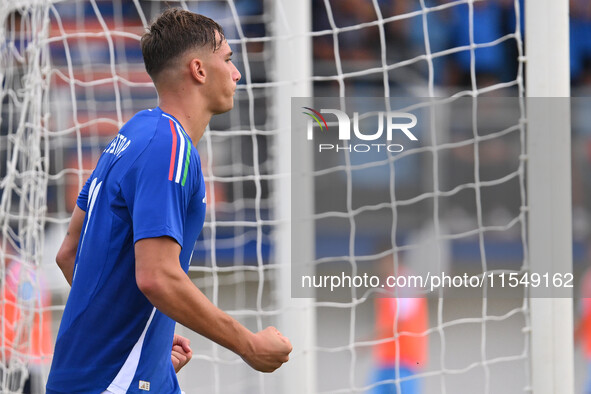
[116,108,193,184]
[112,108,166,155]
[123,108,162,138]
[125,107,179,144]
[94,109,162,173]
[123,109,185,172]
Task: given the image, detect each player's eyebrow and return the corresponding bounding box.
[226,51,233,58]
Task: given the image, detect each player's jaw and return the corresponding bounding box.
[208,81,238,115]
[206,41,241,115]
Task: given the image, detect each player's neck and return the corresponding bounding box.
[158,98,211,146]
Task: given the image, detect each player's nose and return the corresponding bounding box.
[233,65,241,83]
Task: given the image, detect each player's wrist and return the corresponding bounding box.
[236,328,256,359]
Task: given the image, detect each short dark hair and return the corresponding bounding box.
[141,9,225,79]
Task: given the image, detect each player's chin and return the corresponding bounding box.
[213,99,234,115]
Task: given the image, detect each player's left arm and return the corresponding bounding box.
[56,206,85,286]
[171,334,193,373]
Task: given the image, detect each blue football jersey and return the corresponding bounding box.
[46,108,206,394]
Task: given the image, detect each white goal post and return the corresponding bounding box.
[525,0,573,393]
[273,0,316,393]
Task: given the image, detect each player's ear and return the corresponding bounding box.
[189,58,206,84]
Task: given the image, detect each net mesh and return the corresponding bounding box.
[0,0,535,393]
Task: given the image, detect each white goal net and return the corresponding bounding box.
[0,0,572,394]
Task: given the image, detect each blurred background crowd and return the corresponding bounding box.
[23,0,590,257]
[313,0,591,89]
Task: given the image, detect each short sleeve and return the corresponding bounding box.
[76,176,94,211]
[121,129,192,247]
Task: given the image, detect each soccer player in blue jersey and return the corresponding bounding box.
[46,9,292,394]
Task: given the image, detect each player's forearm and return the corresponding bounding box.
[56,254,75,285]
[138,267,254,357]
[56,206,86,286]
[56,240,76,285]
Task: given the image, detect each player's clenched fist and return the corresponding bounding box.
[241,326,293,372]
[171,334,193,373]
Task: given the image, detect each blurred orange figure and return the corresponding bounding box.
[370,254,428,394]
[2,250,52,393]
[576,267,591,394]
